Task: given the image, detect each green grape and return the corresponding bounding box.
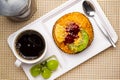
[46,60,59,71]
[30,64,42,77]
[41,67,51,79]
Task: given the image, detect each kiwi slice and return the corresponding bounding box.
[68,30,89,53]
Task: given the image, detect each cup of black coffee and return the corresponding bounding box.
[13,29,47,67]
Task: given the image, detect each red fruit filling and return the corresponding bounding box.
[64,23,80,44]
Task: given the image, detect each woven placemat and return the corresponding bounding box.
[0,0,119,80]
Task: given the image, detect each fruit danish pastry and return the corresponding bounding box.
[52,12,94,54]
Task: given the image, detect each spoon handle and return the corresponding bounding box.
[93,15,116,47]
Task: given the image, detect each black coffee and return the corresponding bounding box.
[15,30,45,60]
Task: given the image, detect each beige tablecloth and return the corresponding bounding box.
[0,0,120,80]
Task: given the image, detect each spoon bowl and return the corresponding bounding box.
[83,1,95,17]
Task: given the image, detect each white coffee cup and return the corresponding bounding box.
[12,29,47,67]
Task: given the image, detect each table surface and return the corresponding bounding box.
[0,0,120,80]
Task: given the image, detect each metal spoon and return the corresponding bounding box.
[82,0,116,47]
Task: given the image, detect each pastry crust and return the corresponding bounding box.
[52,12,94,54]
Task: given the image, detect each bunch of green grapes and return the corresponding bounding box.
[30,58,59,79]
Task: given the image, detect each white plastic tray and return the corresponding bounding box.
[7,0,118,80]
